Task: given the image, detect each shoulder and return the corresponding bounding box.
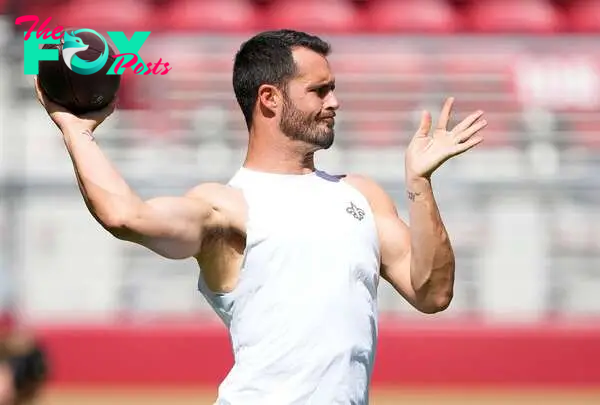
[185,182,244,204]
[185,182,229,199]
[343,174,383,195]
[344,175,411,264]
[184,182,247,232]
[343,174,399,215]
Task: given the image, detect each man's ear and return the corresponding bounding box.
[257,84,280,112]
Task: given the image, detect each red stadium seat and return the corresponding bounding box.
[162,0,256,32]
[565,0,600,33]
[464,0,564,33]
[56,0,154,32]
[364,0,459,33]
[262,0,362,33]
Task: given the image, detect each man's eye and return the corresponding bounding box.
[316,87,329,96]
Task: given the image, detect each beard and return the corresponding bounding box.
[279,97,335,150]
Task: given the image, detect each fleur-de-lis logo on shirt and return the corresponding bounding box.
[346,202,365,221]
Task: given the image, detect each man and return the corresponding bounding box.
[33,30,486,404]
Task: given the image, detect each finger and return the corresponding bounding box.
[436,97,454,131]
[33,76,44,103]
[453,135,484,154]
[416,110,432,137]
[33,75,44,97]
[33,76,55,108]
[452,110,484,135]
[34,78,70,114]
[455,118,488,143]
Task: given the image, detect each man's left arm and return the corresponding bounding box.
[400,176,455,313]
[346,175,453,314]
[347,97,487,314]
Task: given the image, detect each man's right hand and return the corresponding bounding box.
[33,76,117,134]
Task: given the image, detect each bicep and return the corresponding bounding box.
[377,211,419,307]
[345,174,419,307]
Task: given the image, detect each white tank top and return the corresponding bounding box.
[198,167,381,405]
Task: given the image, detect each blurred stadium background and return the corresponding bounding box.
[2,0,600,403]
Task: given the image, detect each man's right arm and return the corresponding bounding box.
[63,127,222,260]
[33,76,222,260]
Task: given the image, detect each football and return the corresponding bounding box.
[37,29,121,114]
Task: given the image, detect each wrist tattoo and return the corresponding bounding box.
[82,129,95,141]
[407,190,421,202]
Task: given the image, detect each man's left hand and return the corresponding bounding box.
[405,97,487,180]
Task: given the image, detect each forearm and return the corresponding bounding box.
[406,176,455,310]
[62,127,142,228]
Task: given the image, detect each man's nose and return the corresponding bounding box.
[325,92,339,111]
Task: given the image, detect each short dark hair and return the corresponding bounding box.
[232,29,331,129]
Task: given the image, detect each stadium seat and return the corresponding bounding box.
[565,0,600,33]
[464,0,564,33]
[55,0,154,32]
[364,0,459,33]
[162,0,256,32]
[261,0,362,33]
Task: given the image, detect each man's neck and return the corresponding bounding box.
[245,128,317,175]
[243,152,316,175]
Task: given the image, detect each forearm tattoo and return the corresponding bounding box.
[407,190,421,202]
